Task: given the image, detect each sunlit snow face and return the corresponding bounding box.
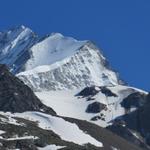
[25,33,87,70]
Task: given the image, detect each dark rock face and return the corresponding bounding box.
[91,114,106,121]
[91,116,102,121]
[110,92,150,148]
[86,102,106,113]
[76,86,117,98]
[107,123,149,150]
[121,93,149,135]
[0,64,56,115]
[76,86,99,97]
[121,92,146,109]
[100,87,117,97]
[139,93,150,135]
[118,92,147,133]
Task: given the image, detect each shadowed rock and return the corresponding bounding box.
[0,64,56,115]
[86,102,106,113]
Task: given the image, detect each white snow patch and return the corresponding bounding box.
[111,146,119,150]
[131,131,141,140]
[35,90,94,121]
[0,135,38,141]
[0,130,5,135]
[38,144,66,150]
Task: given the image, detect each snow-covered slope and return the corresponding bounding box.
[35,85,147,127]
[38,145,65,150]
[0,111,141,150]
[24,33,87,70]
[0,111,103,147]
[17,41,122,91]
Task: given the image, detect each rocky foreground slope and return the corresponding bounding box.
[0,64,142,150]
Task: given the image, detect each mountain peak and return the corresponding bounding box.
[18,38,121,91]
[24,33,87,71]
[20,25,26,29]
[1,25,32,35]
[50,32,64,38]
[0,26,122,91]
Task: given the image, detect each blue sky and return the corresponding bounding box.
[0,0,149,91]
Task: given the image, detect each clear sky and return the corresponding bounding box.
[0,0,149,91]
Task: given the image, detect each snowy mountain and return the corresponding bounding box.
[17,35,123,91]
[0,26,149,149]
[0,25,123,91]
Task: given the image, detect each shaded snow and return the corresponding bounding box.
[0,25,36,73]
